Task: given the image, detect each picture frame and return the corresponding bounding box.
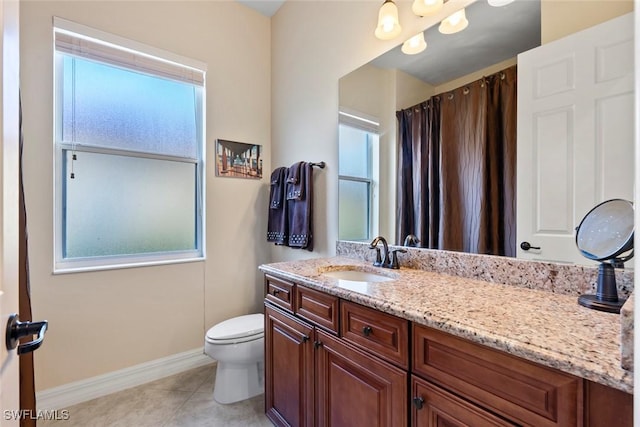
[215,139,263,179]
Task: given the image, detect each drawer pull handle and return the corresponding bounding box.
[362,326,373,336]
[301,335,310,343]
[314,341,323,349]
[272,289,280,296]
[413,396,425,410]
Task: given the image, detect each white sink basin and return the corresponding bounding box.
[321,270,394,283]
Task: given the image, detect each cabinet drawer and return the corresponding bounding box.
[295,285,339,334]
[413,325,582,427]
[340,301,409,369]
[264,275,295,312]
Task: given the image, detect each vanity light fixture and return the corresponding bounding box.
[412,0,443,17]
[438,8,469,34]
[488,0,515,6]
[401,32,427,55]
[374,0,402,40]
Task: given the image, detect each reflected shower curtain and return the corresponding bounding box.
[396,65,516,256]
[396,98,441,249]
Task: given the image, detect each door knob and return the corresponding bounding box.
[520,241,541,251]
[6,314,48,355]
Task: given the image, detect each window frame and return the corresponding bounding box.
[338,109,380,242]
[52,18,207,273]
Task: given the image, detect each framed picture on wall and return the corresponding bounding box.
[215,139,263,179]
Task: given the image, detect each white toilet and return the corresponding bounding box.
[204,313,265,404]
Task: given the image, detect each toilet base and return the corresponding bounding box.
[213,361,264,404]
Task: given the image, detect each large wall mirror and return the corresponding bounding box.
[338,0,635,265]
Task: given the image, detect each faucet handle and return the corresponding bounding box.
[390,249,407,269]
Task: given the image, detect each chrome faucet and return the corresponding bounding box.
[369,236,406,269]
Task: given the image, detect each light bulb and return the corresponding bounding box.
[439,8,469,34]
[412,0,443,16]
[401,32,427,55]
[382,17,395,32]
[375,0,402,40]
[488,0,514,6]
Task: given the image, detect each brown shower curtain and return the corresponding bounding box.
[397,65,517,256]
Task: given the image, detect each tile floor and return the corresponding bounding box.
[40,363,272,427]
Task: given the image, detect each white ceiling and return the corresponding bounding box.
[371,0,541,85]
[236,0,285,17]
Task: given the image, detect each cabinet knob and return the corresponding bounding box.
[301,335,309,343]
[412,396,425,410]
[314,340,323,349]
[272,289,280,296]
[362,326,373,336]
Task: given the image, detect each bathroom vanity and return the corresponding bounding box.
[260,251,633,427]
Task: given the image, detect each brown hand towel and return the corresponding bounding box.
[267,167,288,244]
[287,162,313,250]
[286,161,305,200]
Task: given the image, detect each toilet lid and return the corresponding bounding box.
[206,313,264,342]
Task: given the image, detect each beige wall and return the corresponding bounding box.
[339,64,394,119]
[541,0,633,44]
[21,1,271,390]
[395,70,435,111]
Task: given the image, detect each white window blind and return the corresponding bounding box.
[53,17,205,86]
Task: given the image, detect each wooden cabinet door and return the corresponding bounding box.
[265,304,314,427]
[412,376,515,427]
[584,381,632,427]
[315,329,407,427]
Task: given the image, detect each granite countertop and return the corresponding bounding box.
[259,256,633,394]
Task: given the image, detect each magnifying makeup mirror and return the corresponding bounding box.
[576,199,634,313]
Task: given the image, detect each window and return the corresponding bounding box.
[53,18,206,272]
[338,111,379,241]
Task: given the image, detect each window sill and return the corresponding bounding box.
[53,256,205,275]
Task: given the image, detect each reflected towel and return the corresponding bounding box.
[267,167,288,244]
[287,162,313,250]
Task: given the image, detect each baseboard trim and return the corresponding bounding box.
[37,348,213,411]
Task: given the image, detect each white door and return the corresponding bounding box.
[517,12,634,265]
[0,0,21,425]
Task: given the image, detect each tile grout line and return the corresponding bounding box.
[160,364,216,427]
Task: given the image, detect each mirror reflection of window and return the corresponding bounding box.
[338,111,380,241]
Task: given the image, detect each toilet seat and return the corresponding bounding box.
[206,313,264,345]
